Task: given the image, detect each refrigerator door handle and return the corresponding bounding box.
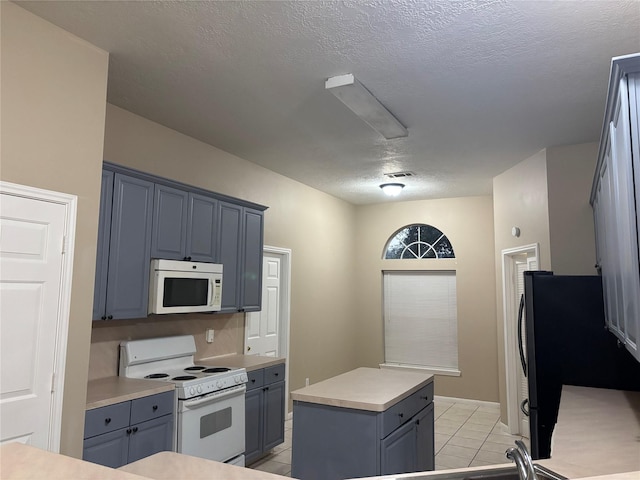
[517,293,527,377]
[521,398,530,417]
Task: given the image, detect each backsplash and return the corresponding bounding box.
[88,313,245,380]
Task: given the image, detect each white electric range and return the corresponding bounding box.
[119,335,248,465]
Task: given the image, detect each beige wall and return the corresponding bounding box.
[1,2,109,456]
[492,144,598,422]
[546,143,598,275]
[493,149,551,420]
[354,196,499,401]
[102,105,359,399]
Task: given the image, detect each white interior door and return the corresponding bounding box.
[0,192,67,449]
[514,255,538,437]
[245,253,281,356]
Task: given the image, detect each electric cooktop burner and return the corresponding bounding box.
[172,375,197,381]
[145,373,169,379]
[203,367,230,373]
[184,366,206,371]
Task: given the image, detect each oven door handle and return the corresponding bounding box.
[182,385,246,409]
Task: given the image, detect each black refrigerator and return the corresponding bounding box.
[522,271,640,460]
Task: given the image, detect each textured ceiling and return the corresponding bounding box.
[16,0,640,204]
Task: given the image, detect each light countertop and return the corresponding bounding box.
[0,443,147,479]
[119,451,287,479]
[290,367,433,412]
[196,353,285,372]
[356,385,640,480]
[86,377,175,410]
[550,385,640,476]
[86,354,283,409]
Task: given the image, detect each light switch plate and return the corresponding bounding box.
[206,329,215,343]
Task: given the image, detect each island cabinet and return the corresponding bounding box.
[82,391,174,468]
[591,53,640,363]
[245,363,286,465]
[93,170,154,321]
[291,367,434,480]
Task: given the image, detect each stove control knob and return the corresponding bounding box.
[189,387,195,396]
[197,385,202,394]
[234,375,240,384]
[241,373,248,383]
[216,380,223,389]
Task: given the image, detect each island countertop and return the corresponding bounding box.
[290,367,433,412]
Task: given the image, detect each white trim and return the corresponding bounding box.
[0,181,77,453]
[380,363,461,377]
[434,395,500,409]
[501,243,539,435]
[263,245,292,413]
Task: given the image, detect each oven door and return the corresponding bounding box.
[176,385,246,463]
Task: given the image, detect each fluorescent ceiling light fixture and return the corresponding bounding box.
[380,183,405,196]
[325,74,408,139]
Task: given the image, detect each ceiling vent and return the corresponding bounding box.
[385,171,415,179]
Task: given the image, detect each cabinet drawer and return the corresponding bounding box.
[84,402,131,439]
[380,382,433,439]
[264,364,285,385]
[130,391,174,425]
[246,369,264,391]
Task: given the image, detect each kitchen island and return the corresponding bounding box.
[290,367,435,480]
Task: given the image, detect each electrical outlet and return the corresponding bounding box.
[305,377,309,387]
[206,329,215,343]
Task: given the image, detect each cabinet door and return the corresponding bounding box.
[380,419,417,475]
[151,184,188,260]
[244,386,263,465]
[263,380,285,452]
[242,208,264,311]
[218,202,242,312]
[415,404,434,472]
[186,193,218,262]
[127,415,174,464]
[105,174,154,320]
[609,77,640,358]
[93,170,114,321]
[83,427,129,468]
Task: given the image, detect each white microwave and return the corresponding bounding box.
[148,259,223,314]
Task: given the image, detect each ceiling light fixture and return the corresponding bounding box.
[325,73,408,140]
[380,183,405,196]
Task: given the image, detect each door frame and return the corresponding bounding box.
[257,245,292,414]
[501,243,539,435]
[0,181,77,452]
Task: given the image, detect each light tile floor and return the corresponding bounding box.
[248,399,528,477]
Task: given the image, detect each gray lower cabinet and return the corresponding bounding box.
[245,364,286,465]
[218,202,264,313]
[83,391,174,468]
[93,171,154,321]
[291,382,434,480]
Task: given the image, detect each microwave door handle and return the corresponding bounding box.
[207,280,214,306]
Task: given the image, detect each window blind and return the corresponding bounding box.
[383,271,458,370]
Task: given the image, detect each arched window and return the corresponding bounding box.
[383,224,455,259]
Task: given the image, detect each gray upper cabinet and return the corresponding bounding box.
[94,171,154,321]
[218,202,243,312]
[93,170,114,321]
[151,187,218,263]
[151,185,188,260]
[185,193,218,262]
[94,162,266,320]
[217,202,264,312]
[242,208,264,311]
[591,54,640,363]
